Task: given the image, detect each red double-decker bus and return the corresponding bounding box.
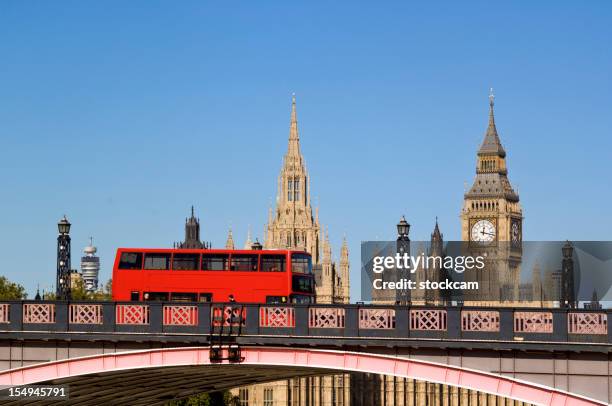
[112,248,315,304]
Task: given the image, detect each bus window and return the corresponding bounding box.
[202,254,229,271]
[171,292,197,302]
[261,255,285,272]
[144,253,171,270]
[291,254,312,274]
[172,253,200,270]
[290,294,314,304]
[266,296,288,304]
[198,293,212,302]
[230,254,259,271]
[143,292,168,301]
[119,252,143,270]
[292,275,314,293]
[130,291,140,301]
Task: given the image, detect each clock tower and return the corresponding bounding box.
[461,90,523,302]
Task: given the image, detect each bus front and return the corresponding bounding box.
[289,252,315,303]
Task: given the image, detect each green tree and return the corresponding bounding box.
[0,276,27,300]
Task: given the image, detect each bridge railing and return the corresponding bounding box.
[0,301,610,343]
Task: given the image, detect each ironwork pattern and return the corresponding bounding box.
[163,305,198,326]
[211,305,246,327]
[0,304,9,323]
[410,309,447,331]
[259,307,295,328]
[23,304,55,324]
[69,304,103,324]
[568,312,607,335]
[309,308,345,328]
[514,311,553,333]
[116,304,150,325]
[461,310,500,332]
[359,308,395,329]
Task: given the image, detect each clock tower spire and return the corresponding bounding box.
[461,90,523,303]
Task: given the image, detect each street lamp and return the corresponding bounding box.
[56,215,72,301]
[397,216,410,238]
[396,216,411,306]
[58,215,71,235]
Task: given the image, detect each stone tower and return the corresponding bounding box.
[461,90,523,303]
[265,95,349,304]
[178,206,204,249]
[225,228,235,250]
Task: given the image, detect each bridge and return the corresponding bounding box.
[0,301,610,405]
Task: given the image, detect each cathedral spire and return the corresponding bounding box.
[478,88,506,157]
[225,226,235,250]
[287,93,301,156]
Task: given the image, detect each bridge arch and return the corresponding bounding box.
[0,346,603,406]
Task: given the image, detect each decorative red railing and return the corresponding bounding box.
[0,304,9,323]
[259,307,295,328]
[163,305,198,326]
[461,310,500,332]
[23,303,55,324]
[69,304,103,324]
[211,305,246,327]
[514,311,553,333]
[568,312,607,335]
[359,308,395,329]
[116,304,149,325]
[309,308,345,328]
[410,309,447,331]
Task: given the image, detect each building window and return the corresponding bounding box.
[288,179,293,201]
[239,388,249,406]
[294,179,300,201]
[263,387,274,406]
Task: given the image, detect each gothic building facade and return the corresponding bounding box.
[264,95,350,304]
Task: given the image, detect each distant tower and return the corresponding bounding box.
[428,218,445,304]
[81,237,100,292]
[56,216,72,300]
[244,226,252,249]
[178,206,204,249]
[337,237,350,304]
[225,227,235,250]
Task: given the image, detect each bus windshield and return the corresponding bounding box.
[291,254,312,274]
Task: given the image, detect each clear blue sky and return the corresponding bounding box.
[0,1,610,300]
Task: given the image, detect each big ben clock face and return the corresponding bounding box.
[471,219,496,243]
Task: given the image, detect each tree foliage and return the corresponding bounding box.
[69,277,113,301]
[0,276,27,300]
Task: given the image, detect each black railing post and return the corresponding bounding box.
[149,302,163,333]
[244,304,259,335]
[447,307,461,339]
[396,306,409,338]
[345,305,359,337]
[9,301,23,331]
[295,305,308,336]
[55,301,69,331]
[553,309,568,342]
[103,302,116,332]
[198,302,211,335]
[499,308,513,341]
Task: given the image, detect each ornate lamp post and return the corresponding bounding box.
[57,216,72,300]
[396,216,411,305]
[561,241,576,309]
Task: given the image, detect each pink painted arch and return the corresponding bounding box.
[0,346,604,406]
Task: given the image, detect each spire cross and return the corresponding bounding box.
[489,88,495,107]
